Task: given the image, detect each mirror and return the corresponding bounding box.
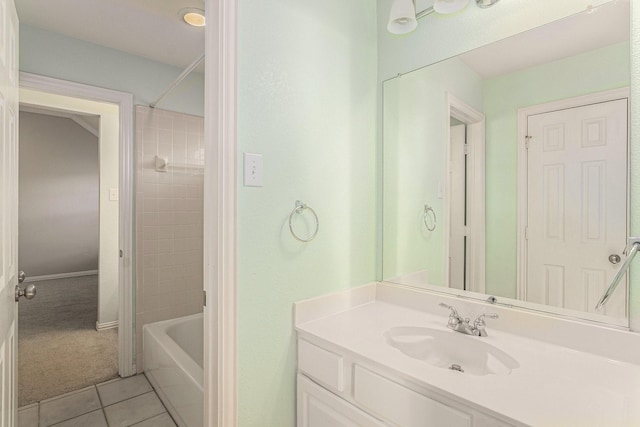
[382,0,630,326]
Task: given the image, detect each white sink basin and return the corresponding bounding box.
[385,326,519,376]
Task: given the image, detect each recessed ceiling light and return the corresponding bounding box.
[181,8,205,27]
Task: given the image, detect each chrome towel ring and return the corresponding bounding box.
[424,204,436,231]
[289,200,319,242]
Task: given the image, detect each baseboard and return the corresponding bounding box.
[27,270,98,282]
[96,320,119,331]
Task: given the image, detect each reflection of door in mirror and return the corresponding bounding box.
[447,96,486,294]
[449,122,467,290]
[521,93,628,320]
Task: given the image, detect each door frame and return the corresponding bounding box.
[204,0,238,425]
[19,72,136,377]
[516,87,631,302]
[446,93,486,294]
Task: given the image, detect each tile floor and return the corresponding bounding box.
[18,374,176,427]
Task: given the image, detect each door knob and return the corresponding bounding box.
[18,271,25,283]
[609,254,622,265]
[15,284,37,302]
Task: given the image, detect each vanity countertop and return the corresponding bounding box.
[295,284,640,427]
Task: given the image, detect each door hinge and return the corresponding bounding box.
[119,249,123,258]
[525,135,532,149]
[463,144,469,155]
[525,226,529,240]
[203,290,207,307]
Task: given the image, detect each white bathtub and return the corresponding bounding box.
[143,313,203,427]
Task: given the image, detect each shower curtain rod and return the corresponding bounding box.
[150,52,205,108]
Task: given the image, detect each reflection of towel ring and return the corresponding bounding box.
[289,200,319,242]
[423,204,436,231]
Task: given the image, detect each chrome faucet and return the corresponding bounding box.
[439,303,474,335]
[439,303,499,337]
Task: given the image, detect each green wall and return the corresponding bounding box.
[383,58,483,286]
[19,24,204,117]
[484,41,630,298]
[237,0,377,425]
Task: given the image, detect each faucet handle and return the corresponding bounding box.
[439,303,459,318]
[474,313,499,324]
[473,313,499,330]
[473,313,499,337]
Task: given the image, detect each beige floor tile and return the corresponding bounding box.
[130,412,176,427]
[50,410,107,427]
[104,392,165,427]
[97,375,152,406]
[18,403,38,427]
[39,387,101,427]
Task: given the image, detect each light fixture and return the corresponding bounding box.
[181,8,205,27]
[476,0,500,8]
[387,0,418,35]
[388,0,498,35]
[434,0,470,14]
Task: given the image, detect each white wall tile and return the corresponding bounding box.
[134,106,204,372]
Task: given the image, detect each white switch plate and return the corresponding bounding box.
[243,152,263,187]
[109,188,119,201]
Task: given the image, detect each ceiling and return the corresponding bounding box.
[17,0,627,79]
[21,105,100,138]
[458,2,629,79]
[15,0,205,70]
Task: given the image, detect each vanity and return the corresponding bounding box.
[295,283,640,426]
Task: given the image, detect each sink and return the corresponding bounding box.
[385,326,519,376]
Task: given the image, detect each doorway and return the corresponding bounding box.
[446,94,486,294]
[16,74,135,405]
[449,120,467,290]
[16,105,116,405]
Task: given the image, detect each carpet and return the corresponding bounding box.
[18,275,118,406]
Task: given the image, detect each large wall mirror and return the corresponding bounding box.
[382,0,630,327]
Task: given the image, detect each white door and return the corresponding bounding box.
[449,124,466,290]
[0,0,19,424]
[526,98,628,318]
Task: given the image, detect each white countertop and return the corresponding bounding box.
[296,285,640,426]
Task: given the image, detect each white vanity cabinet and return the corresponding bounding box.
[298,375,386,427]
[297,338,516,427]
[295,283,640,426]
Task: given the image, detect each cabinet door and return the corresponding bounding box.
[297,374,386,427]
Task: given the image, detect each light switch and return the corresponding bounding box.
[109,188,119,201]
[243,152,263,187]
[437,181,444,199]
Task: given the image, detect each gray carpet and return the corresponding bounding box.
[18,275,118,406]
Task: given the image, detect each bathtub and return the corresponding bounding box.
[143,313,203,427]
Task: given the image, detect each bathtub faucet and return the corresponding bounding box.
[438,303,499,337]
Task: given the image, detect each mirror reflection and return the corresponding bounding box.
[382,1,630,325]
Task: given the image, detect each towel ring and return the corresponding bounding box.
[423,204,436,232]
[289,200,319,242]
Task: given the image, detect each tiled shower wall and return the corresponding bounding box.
[135,106,204,371]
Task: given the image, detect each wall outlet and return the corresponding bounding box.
[243,152,263,187]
